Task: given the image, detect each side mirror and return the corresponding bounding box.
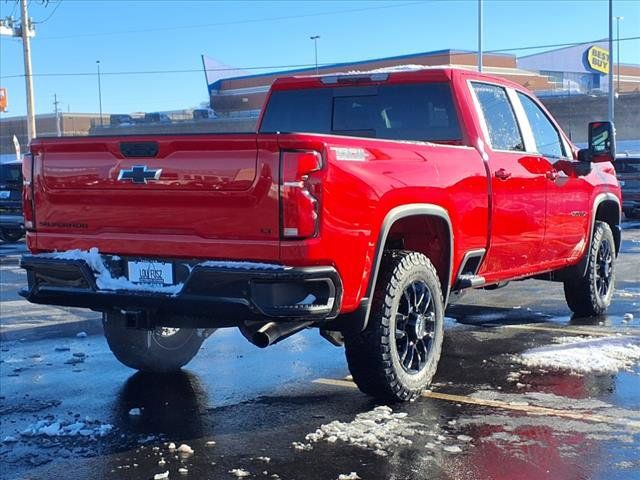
[580,121,616,163]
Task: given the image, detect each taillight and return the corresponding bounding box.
[22,152,35,229]
[280,150,323,239]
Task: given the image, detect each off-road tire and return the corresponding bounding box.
[103,312,209,372]
[344,250,445,402]
[563,221,616,316]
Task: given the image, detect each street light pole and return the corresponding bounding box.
[607,0,614,122]
[478,0,483,72]
[310,35,320,75]
[96,60,103,126]
[616,16,623,95]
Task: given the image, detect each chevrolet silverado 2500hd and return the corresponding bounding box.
[20,68,621,401]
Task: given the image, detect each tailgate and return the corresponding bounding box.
[30,135,280,259]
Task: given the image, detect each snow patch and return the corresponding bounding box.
[515,336,640,374]
[20,419,113,438]
[301,405,424,455]
[229,469,251,477]
[177,443,194,455]
[337,473,361,480]
[442,445,463,453]
[154,472,169,480]
[43,248,183,294]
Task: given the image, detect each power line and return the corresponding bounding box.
[487,36,640,54]
[0,63,323,79]
[2,36,639,80]
[33,0,62,24]
[39,1,424,40]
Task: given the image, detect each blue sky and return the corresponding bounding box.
[1,0,639,117]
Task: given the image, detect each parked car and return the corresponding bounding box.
[19,68,621,401]
[110,114,136,127]
[193,108,216,120]
[616,152,640,219]
[144,112,171,123]
[0,160,24,242]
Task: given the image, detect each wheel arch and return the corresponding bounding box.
[359,204,454,331]
[593,195,621,255]
[576,193,621,277]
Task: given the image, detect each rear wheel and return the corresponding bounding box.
[103,312,211,372]
[563,221,616,316]
[344,250,444,402]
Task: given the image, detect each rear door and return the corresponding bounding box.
[470,82,547,280]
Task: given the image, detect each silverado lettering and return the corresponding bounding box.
[20,68,621,401]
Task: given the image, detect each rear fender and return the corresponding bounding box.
[344,204,454,333]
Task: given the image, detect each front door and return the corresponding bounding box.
[515,91,590,264]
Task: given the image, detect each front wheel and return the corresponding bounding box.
[103,312,211,372]
[344,250,445,402]
[563,221,616,316]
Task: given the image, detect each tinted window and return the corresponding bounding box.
[0,164,22,183]
[260,83,462,143]
[517,92,565,158]
[472,83,524,151]
[616,158,640,174]
[260,88,333,135]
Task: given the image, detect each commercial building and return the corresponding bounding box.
[0,113,105,155]
[518,40,640,96]
[204,43,640,118]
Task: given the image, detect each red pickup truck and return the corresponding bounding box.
[20,68,621,401]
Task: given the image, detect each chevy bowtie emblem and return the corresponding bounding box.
[117,165,162,184]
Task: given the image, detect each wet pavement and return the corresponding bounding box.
[1,223,639,480]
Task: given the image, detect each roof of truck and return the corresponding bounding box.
[271,65,527,92]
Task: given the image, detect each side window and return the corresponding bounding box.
[471,82,524,151]
[517,92,565,158]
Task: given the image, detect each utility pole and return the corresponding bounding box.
[54,94,62,137]
[310,35,320,75]
[616,16,623,96]
[608,0,614,122]
[477,0,483,72]
[20,0,37,142]
[96,60,103,126]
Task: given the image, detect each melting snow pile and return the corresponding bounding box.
[21,419,113,438]
[299,406,423,455]
[516,336,640,374]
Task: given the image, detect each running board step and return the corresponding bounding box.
[455,274,486,289]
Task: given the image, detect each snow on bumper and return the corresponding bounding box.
[19,249,342,326]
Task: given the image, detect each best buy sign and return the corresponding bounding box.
[586,46,610,74]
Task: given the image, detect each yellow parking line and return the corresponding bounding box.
[312,378,640,430]
[491,323,627,337]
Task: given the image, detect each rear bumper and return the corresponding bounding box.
[20,254,342,326]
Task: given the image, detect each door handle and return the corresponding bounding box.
[495,168,512,180]
[546,170,559,181]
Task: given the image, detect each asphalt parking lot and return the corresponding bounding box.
[1,223,639,480]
